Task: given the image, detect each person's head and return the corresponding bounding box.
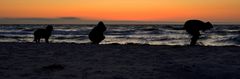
[46,25,53,31]
[96,21,106,32]
[203,22,213,31]
[98,21,104,25]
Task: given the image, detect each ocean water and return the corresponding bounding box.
[0,24,239,46]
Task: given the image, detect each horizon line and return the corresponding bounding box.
[0,17,239,24]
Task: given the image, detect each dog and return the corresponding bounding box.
[33,25,53,43]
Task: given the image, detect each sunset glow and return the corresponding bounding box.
[0,0,240,23]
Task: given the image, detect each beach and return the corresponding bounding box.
[0,42,240,79]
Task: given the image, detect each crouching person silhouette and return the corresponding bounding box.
[88,21,107,44]
[33,25,53,43]
[184,20,213,45]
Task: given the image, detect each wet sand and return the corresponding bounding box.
[0,42,240,79]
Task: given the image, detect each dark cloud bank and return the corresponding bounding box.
[0,17,96,24]
[0,17,180,24]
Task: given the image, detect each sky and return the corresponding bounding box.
[0,0,240,24]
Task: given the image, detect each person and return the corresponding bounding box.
[33,25,53,43]
[184,20,213,45]
[88,21,107,44]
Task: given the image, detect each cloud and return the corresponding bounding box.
[0,17,181,24]
[1,17,82,20]
[58,17,80,20]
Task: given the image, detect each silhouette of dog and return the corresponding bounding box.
[33,25,53,43]
[184,20,213,45]
[88,21,107,44]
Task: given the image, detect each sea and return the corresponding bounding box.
[0,24,239,46]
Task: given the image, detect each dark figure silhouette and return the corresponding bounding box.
[184,20,213,45]
[33,25,53,43]
[88,21,107,44]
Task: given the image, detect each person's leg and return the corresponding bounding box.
[45,37,49,43]
[190,35,199,45]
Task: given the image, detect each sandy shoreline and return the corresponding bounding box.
[0,42,240,79]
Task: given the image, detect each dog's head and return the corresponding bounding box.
[46,25,53,31]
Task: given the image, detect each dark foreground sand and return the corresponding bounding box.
[0,42,240,79]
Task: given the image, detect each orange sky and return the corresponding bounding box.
[0,0,240,23]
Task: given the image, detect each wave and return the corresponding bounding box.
[0,24,240,46]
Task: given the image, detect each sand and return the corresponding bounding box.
[0,42,240,79]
